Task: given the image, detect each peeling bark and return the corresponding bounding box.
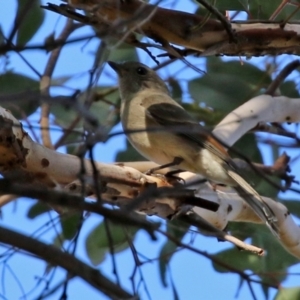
[50,0,300,57]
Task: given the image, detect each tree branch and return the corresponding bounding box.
[0,226,134,299]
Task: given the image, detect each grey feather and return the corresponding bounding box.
[227,169,279,237]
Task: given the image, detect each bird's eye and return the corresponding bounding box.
[136,67,147,75]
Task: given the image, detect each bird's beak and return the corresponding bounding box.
[107,61,124,76]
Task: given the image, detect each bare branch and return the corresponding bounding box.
[0,226,134,299]
[265,60,300,96]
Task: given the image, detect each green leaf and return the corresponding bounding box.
[159,219,189,287]
[86,219,139,266]
[229,134,280,196]
[108,44,139,62]
[115,140,146,162]
[53,233,65,248]
[51,75,73,87]
[0,72,40,118]
[248,1,279,19]
[168,78,182,103]
[0,26,4,46]
[189,58,271,113]
[213,223,299,290]
[275,287,300,300]
[230,134,263,163]
[27,201,51,219]
[60,212,82,240]
[16,0,45,46]
[214,0,246,11]
[280,81,300,99]
[90,88,120,129]
[170,273,180,300]
[248,0,300,21]
[282,200,300,219]
[51,86,120,146]
[181,103,225,125]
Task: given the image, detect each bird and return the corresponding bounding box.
[108,60,279,237]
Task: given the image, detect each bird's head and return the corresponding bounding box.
[108,61,169,101]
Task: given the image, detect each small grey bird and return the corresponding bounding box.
[108,61,279,237]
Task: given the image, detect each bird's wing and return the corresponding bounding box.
[146,98,279,236]
[227,170,279,236]
[146,101,229,161]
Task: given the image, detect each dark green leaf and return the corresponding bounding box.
[248,1,279,19]
[16,0,45,46]
[181,103,225,126]
[168,78,182,103]
[280,81,300,98]
[108,44,139,62]
[159,219,189,287]
[0,26,4,46]
[115,140,146,162]
[230,134,263,163]
[0,72,40,118]
[214,0,246,11]
[53,233,65,248]
[229,134,280,195]
[52,86,120,145]
[281,200,300,219]
[170,272,180,300]
[275,287,300,300]
[90,88,120,130]
[51,75,73,87]
[214,223,299,289]
[86,220,139,266]
[60,213,82,240]
[189,58,271,113]
[27,201,51,219]
[248,0,300,21]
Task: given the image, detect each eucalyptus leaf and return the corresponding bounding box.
[189,58,271,112]
[168,78,182,103]
[275,287,300,300]
[16,0,45,46]
[159,220,189,287]
[0,72,40,118]
[60,213,82,240]
[213,0,246,11]
[108,44,139,62]
[280,81,300,99]
[115,139,146,162]
[86,220,139,266]
[27,201,51,219]
[214,223,299,289]
[51,86,120,146]
[281,200,300,219]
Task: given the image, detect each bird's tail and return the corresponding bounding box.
[226,169,279,238]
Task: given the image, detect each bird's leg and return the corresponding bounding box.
[164,169,186,184]
[145,157,183,175]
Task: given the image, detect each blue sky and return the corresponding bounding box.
[0,1,300,299]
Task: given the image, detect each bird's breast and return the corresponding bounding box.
[120,96,190,165]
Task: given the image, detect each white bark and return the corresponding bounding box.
[0,93,300,258]
[213,95,300,146]
[181,172,300,258]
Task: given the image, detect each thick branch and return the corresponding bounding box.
[213,95,300,146]
[50,0,300,57]
[0,226,134,299]
[0,102,299,257]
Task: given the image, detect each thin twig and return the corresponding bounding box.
[265,60,300,96]
[194,0,236,43]
[0,179,159,238]
[158,229,278,289]
[0,226,134,299]
[269,0,289,21]
[40,19,79,149]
